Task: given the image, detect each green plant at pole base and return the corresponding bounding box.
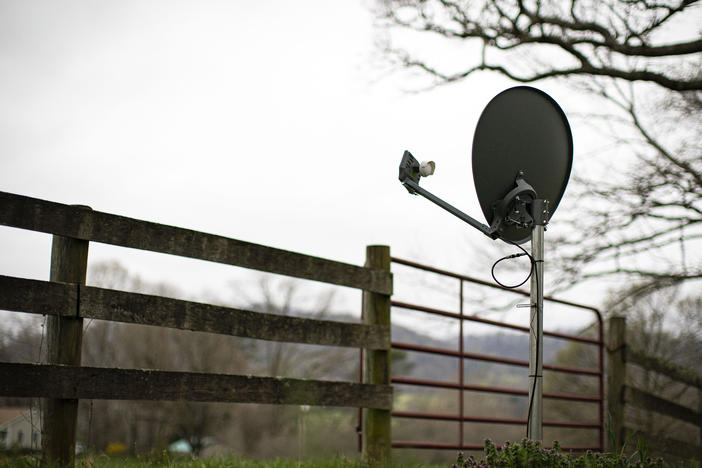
[451,438,680,468]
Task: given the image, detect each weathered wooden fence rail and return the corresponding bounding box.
[0,276,389,349]
[0,191,392,295]
[0,191,393,467]
[607,316,702,462]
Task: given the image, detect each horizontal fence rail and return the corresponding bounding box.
[0,191,392,295]
[624,385,701,428]
[0,362,392,409]
[627,348,702,390]
[389,256,604,452]
[622,428,701,461]
[608,316,702,460]
[0,275,389,350]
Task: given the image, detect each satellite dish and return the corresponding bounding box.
[472,86,573,244]
[397,85,573,442]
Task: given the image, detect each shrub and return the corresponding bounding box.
[452,438,667,468]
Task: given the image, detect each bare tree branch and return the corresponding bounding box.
[377,0,702,91]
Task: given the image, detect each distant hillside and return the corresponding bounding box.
[391,322,571,389]
[253,309,579,390]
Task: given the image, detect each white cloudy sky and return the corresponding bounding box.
[0,1,619,333]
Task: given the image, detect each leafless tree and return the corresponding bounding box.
[550,80,701,299]
[376,0,700,91]
[546,287,702,455]
[232,276,358,456]
[374,0,702,298]
[82,262,358,457]
[81,261,249,455]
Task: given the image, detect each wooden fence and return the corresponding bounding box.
[0,191,393,467]
[607,316,702,462]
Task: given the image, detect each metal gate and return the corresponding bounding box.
[387,257,603,452]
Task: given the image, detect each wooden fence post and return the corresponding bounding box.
[43,212,90,467]
[362,245,391,467]
[606,316,626,453]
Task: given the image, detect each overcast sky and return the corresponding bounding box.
[1,1,614,333]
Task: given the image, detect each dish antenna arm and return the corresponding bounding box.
[399,151,547,240]
[402,177,496,238]
[400,151,495,238]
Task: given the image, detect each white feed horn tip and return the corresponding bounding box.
[419,161,435,177]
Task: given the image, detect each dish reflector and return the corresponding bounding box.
[472,86,573,244]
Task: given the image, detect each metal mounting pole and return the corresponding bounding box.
[527,200,547,442]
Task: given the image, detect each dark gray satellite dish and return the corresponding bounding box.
[472,86,572,244]
[397,85,573,444]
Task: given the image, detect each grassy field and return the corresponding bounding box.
[0,454,448,468]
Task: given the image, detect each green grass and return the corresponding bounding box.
[0,453,446,468]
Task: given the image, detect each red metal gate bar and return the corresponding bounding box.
[392,341,601,376]
[392,300,601,345]
[543,362,600,376]
[391,377,600,402]
[391,257,604,315]
[392,441,601,451]
[392,441,485,451]
[391,411,600,429]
